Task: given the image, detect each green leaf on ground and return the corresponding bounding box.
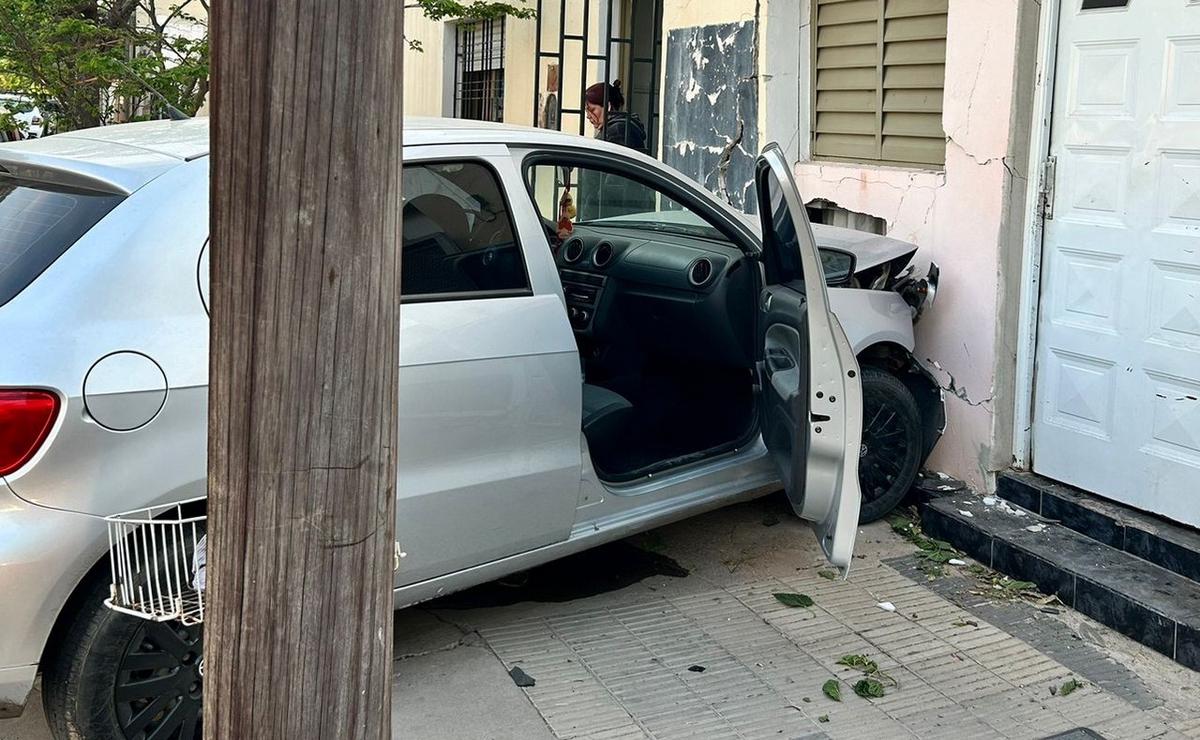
[836,654,879,673]
[952,619,979,628]
[818,714,830,723]
[818,569,838,580]
[853,678,886,698]
[774,592,815,608]
[1059,678,1083,697]
[822,679,841,702]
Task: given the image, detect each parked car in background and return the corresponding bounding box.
[0,118,865,739]
[0,94,47,139]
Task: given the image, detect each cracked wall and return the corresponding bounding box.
[792,0,1038,490]
[662,21,760,213]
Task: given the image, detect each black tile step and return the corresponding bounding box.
[998,470,1200,585]
[921,494,1200,673]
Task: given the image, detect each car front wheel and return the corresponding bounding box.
[857,365,924,523]
[43,572,204,740]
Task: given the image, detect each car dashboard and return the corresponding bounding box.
[554,224,756,369]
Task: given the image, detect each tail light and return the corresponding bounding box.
[0,390,60,476]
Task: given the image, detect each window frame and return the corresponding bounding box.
[400,157,534,305]
[516,147,761,254]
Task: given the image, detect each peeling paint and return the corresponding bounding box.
[663,21,759,213]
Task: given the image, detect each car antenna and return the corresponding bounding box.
[112,58,191,121]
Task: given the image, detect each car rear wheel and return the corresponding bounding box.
[44,573,204,740]
[857,366,923,523]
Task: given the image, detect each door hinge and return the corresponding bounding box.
[1039,155,1057,221]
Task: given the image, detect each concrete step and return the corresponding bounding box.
[920,493,1200,673]
[998,470,1200,585]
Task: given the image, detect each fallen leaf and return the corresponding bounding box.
[853,678,886,698]
[822,679,841,702]
[1059,678,1083,697]
[952,619,979,628]
[774,592,815,608]
[837,654,878,673]
[818,569,838,580]
[818,714,830,723]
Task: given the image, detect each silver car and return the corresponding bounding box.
[2,118,889,738]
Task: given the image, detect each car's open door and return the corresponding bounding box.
[754,145,863,570]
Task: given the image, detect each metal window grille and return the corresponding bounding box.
[454,17,506,122]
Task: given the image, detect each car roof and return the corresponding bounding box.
[0,117,613,195]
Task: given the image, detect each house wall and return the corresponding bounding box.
[789,0,1040,489]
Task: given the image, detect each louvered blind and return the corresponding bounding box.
[812,0,948,167]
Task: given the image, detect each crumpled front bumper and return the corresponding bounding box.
[0,477,107,718]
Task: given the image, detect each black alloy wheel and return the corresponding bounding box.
[857,366,923,523]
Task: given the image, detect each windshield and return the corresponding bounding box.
[527,163,727,242]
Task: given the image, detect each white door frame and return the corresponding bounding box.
[1012,0,1065,469]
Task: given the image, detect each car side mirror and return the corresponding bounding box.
[819,248,856,287]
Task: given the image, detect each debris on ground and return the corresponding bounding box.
[952,619,979,628]
[774,592,815,608]
[822,679,842,701]
[948,558,966,566]
[508,666,536,687]
[836,654,897,694]
[914,470,968,493]
[687,665,706,673]
[1026,523,1048,533]
[889,512,964,579]
[1054,678,1084,697]
[761,512,781,527]
[876,601,896,612]
[817,569,838,580]
[853,678,886,698]
[818,714,830,723]
[959,509,974,518]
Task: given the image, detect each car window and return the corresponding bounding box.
[0,177,124,307]
[526,163,726,243]
[402,161,529,300]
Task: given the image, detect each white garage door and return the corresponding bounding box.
[1032,0,1200,526]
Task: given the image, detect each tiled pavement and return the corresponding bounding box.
[432,496,1200,740]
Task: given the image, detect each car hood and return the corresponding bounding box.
[808,223,918,271]
[735,212,918,271]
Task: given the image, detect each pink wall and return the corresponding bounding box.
[794,2,1025,489]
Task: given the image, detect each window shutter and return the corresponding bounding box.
[812,0,947,167]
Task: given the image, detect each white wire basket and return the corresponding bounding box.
[104,496,207,625]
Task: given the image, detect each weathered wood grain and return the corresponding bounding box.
[205,2,402,737]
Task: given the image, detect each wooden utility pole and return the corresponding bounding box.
[205,2,402,738]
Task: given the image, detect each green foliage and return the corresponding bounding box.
[0,0,535,130]
[852,678,886,699]
[821,679,841,702]
[416,0,535,21]
[0,0,209,131]
[1057,678,1083,697]
[773,592,815,608]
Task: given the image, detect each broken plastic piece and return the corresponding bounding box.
[508,666,536,688]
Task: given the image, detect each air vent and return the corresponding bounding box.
[687,257,714,287]
[592,241,615,269]
[561,237,585,264]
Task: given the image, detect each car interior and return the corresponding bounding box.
[526,161,761,482]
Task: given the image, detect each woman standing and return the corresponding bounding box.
[576,80,652,221]
[584,80,647,154]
